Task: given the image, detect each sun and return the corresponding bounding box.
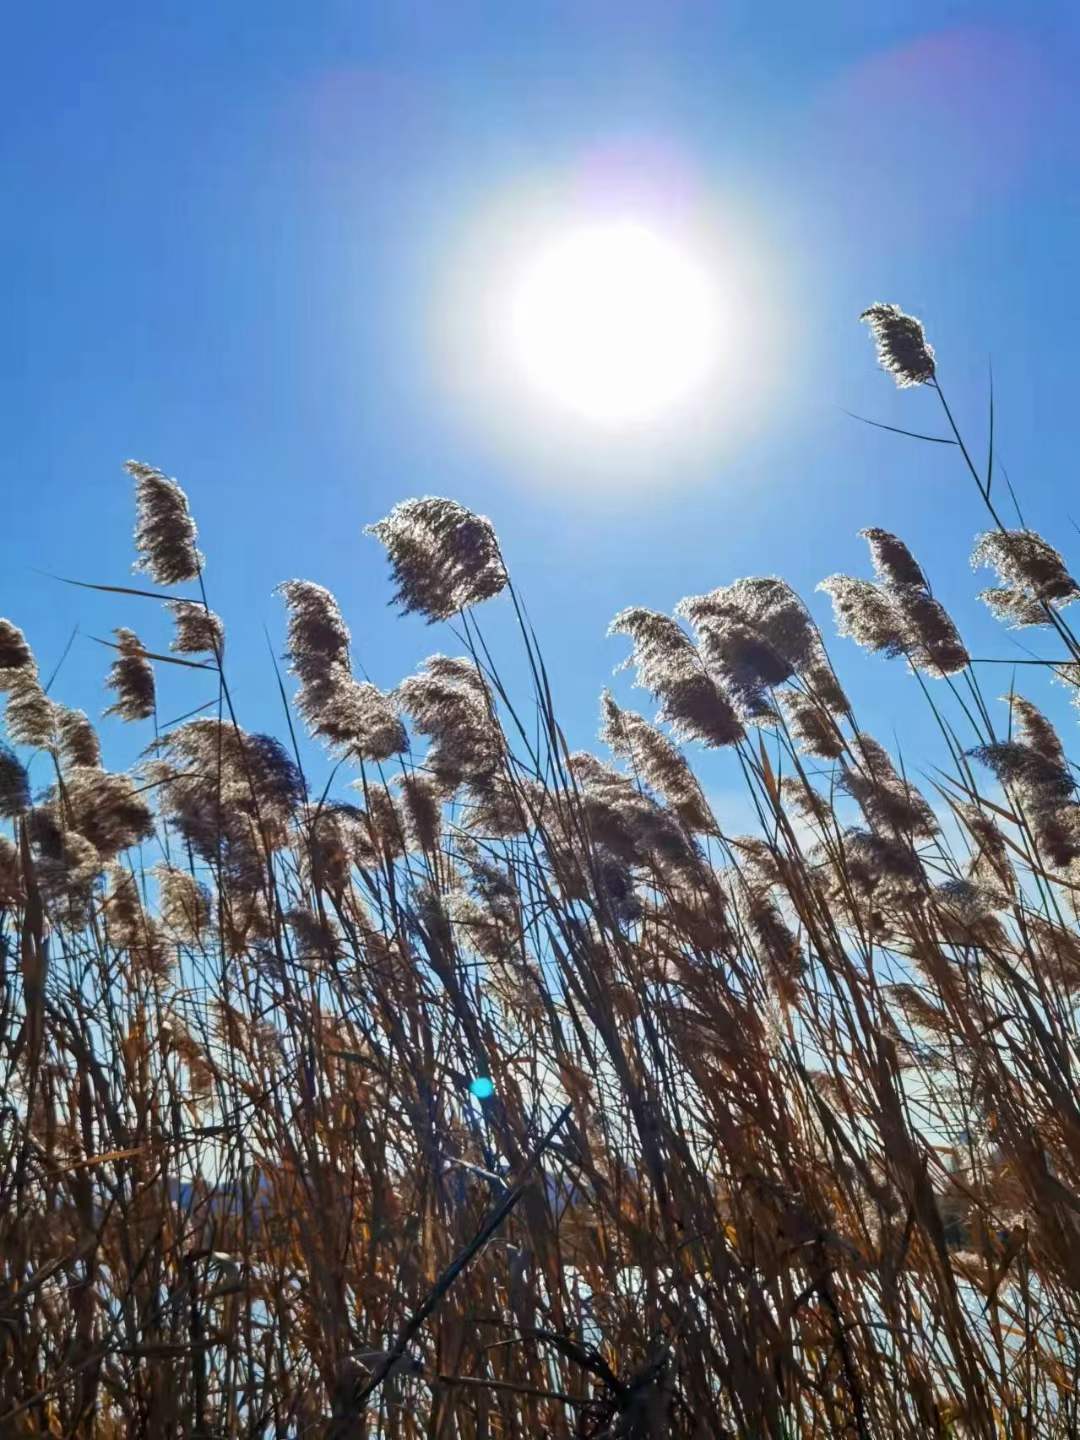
[507,221,721,425]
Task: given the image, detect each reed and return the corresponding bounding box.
[3,309,1080,1437]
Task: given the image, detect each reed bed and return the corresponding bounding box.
[4,308,1080,1437]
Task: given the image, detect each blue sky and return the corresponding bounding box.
[4,0,1080,812]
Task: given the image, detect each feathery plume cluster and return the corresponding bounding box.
[395,655,501,788]
[104,628,156,721]
[566,750,700,882]
[0,617,34,686]
[842,735,938,838]
[777,687,845,758]
[736,880,805,1005]
[860,302,936,387]
[841,827,925,894]
[154,721,304,880]
[817,575,906,658]
[287,905,343,967]
[367,496,508,621]
[600,691,716,833]
[168,599,225,657]
[156,863,212,945]
[158,1015,217,1102]
[950,802,1016,900]
[304,800,380,890]
[461,771,534,838]
[55,705,102,768]
[608,607,743,747]
[126,459,203,584]
[1025,913,1080,992]
[678,576,841,724]
[309,677,407,761]
[25,804,103,920]
[972,697,1079,869]
[278,580,406,760]
[0,741,31,817]
[279,577,350,666]
[56,765,155,860]
[972,529,1080,627]
[104,864,170,979]
[4,668,54,747]
[862,527,927,589]
[396,772,443,853]
[820,529,969,675]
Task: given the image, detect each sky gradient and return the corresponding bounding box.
[4,1,1080,813]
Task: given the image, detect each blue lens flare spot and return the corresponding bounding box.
[469,1076,496,1100]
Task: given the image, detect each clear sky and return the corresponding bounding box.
[4,1,1080,813]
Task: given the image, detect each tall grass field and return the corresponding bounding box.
[4,307,1080,1436]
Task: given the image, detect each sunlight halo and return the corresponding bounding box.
[507,222,720,425]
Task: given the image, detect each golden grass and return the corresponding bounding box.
[3,308,1080,1436]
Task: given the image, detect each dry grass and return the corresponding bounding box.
[3,309,1080,1436]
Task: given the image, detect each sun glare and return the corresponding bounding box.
[507,222,720,425]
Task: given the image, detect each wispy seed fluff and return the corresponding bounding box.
[820,530,968,676]
[777,687,845,759]
[168,600,225,658]
[396,772,443,853]
[103,865,170,980]
[971,732,1078,870]
[600,691,716,833]
[841,735,938,839]
[860,303,936,388]
[0,742,31,817]
[4,669,55,748]
[566,749,700,880]
[56,766,155,861]
[55,707,102,768]
[125,460,203,585]
[155,721,306,864]
[972,696,1079,868]
[104,628,156,722]
[277,580,406,761]
[0,835,20,904]
[30,822,101,923]
[608,607,743,748]
[677,577,837,724]
[395,654,502,788]
[972,529,1080,628]
[0,619,35,688]
[366,496,508,622]
[156,864,212,945]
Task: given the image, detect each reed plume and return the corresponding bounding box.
[860,301,936,387]
[972,696,1079,869]
[278,579,406,759]
[104,627,156,721]
[0,617,34,684]
[4,667,55,747]
[168,599,225,657]
[55,705,102,768]
[126,458,204,584]
[600,690,716,832]
[821,529,968,674]
[156,863,212,944]
[367,496,508,621]
[972,528,1080,627]
[608,606,744,746]
[395,654,501,787]
[0,742,30,817]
